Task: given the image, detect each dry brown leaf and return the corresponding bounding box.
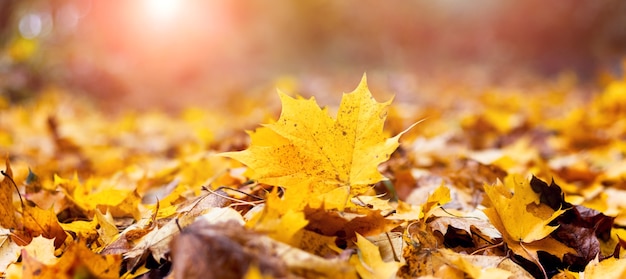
[171,219,356,279]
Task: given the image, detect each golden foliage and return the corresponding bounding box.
[1,74,626,278]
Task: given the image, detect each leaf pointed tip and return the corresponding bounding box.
[358,73,368,89]
[276,88,290,99]
[2,157,11,177]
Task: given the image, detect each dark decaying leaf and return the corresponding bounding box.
[170,220,287,279]
[555,205,615,271]
[303,206,400,248]
[529,175,565,211]
[529,176,615,271]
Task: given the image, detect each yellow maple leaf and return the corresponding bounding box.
[484,176,564,243]
[584,257,626,278]
[59,210,118,247]
[422,184,451,219]
[246,189,309,245]
[483,176,575,270]
[59,175,140,220]
[350,233,403,279]
[223,75,414,207]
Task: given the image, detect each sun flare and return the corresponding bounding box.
[144,0,182,22]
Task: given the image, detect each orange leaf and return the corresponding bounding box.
[21,241,121,279]
[0,159,18,229]
[13,205,67,248]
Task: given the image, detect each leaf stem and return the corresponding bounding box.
[519,241,547,279]
[1,170,24,209]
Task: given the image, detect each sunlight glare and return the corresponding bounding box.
[144,0,181,22]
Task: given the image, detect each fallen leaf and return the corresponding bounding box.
[222,75,415,209]
[429,211,501,240]
[387,200,423,221]
[122,215,181,263]
[584,257,626,278]
[0,160,67,248]
[95,210,120,247]
[243,265,274,279]
[0,159,18,229]
[483,177,565,243]
[485,203,575,262]
[365,232,403,263]
[171,220,288,279]
[0,228,20,272]
[246,192,309,245]
[21,240,121,279]
[350,233,403,279]
[438,248,531,279]
[555,205,615,270]
[528,176,615,270]
[16,205,68,248]
[529,175,565,211]
[21,236,57,265]
[303,206,400,245]
[296,229,342,257]
[483,176,576,276]
[422,184,451,219]
[121,193,234,265]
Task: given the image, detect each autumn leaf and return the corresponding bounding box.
[350,233,403,279]
[0,228,20,272]
[422,183,451,219]
[243,265,274,279]
[246,189,309,245]
[484,176,565,243]
[20,241,122,279]
[59,175,141,220]
[222,75,415,208]
[437,249,532,279]
[429,210,501,240]
[16,205,68,248]
[447,252,513,279]
[483,176,575,275]
[59,210,118,247]
[0,159,67,248]
[20,236,57,265]
[304,206,400,243]
[0,159,18,229]
[584,257,626,278]
[171,220,288,279]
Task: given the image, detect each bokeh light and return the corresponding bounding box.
[0,0,625,110]
[18,12,52,39]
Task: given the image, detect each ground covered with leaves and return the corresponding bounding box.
[1,74,626,279]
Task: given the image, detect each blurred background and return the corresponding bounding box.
[1,0,625,111]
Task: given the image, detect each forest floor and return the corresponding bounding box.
[1,72,626,279]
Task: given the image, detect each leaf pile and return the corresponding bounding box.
[1,74,626,278]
